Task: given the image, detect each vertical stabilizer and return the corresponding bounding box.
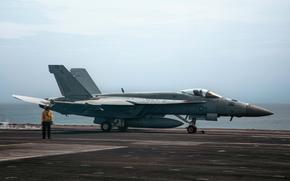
[70,68,102,95]
[49,65,92,100]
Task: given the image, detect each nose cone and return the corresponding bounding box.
[246,105,273,117]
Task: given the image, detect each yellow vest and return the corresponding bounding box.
[42,110,53,122]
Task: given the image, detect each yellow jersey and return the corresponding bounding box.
[42,110,53,122]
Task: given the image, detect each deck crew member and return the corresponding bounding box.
[41,107,53,139]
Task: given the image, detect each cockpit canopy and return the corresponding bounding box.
[181,89,222,98]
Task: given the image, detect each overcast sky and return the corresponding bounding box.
[0,0,290,103]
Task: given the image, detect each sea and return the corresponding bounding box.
[0,103,289,130]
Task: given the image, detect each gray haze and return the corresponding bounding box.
[0,0,290,103]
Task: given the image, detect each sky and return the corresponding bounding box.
[0,0,290,103]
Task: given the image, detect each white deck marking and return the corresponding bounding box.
[133,140,203,146]
[0,143,126,162]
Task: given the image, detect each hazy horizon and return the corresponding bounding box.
[1,0,290,104]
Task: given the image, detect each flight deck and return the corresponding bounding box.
[0,126,289,180]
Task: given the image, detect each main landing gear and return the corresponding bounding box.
[101,121,112,132]
[101,119,128,132]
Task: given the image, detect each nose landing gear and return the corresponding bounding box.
[187,118,197,134]
[174,115,198,134]
[187,125,197,134]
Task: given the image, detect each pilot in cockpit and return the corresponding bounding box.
[181,89,221,98]
[193,90,202,97]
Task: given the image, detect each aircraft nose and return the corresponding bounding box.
[246,105,273,117]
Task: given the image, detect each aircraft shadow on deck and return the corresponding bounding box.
[55,128,203,135]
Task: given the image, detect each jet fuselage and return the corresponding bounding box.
[49,91,272,121]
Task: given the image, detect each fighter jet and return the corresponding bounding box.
[13,65,273,133]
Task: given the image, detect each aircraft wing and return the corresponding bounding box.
[75,98,135,106]
[12,95,204,110]
[12,95,50,106]
[74,97,205,106]
[126,98,205,105]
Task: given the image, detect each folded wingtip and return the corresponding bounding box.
[12,94,49,106]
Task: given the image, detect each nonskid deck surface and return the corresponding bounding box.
[0,126,289,181]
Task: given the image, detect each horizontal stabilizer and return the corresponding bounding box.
[12,95,50,106]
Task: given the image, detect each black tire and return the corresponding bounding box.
[187,125,197,134]
[101,122,112,132]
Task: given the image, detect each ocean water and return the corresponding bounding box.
[0,103,289,130]
[0,103,93,125]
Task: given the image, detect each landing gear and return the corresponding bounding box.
[187,118,197,134]
[101,119,128,132]
[174,115,199,134]
[101,121,112,132]
[187,125,197,134]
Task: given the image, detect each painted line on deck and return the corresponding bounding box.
[1,137,290,147]
[0,143,126,162]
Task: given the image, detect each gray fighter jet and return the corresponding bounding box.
[13,65,273,133]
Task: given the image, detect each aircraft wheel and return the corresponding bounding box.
[101,122,112,132]
[187,125,197,134]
